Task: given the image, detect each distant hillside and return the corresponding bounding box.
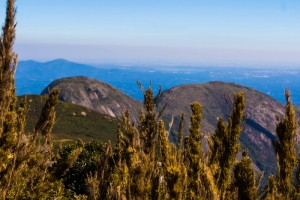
[156,81,300,179]
[18,95,121,145]
[16,59,104,79]
[41,76,143,122]
[15,59,107,96]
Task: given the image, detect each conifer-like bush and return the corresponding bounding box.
[260,90,299,199]
[208,92,246,199]
[233,149,259,200]
[0,1,72,199]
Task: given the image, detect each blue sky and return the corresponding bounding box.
[2,0,300,66]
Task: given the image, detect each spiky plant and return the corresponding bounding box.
[107,85,164,200]
[184,102,219,199]
[208,92,246,199]
[233,149,260,200]
[272,90,298,199]
[0,1,18,197]
[0,1,71,198]
[159,119,187,200]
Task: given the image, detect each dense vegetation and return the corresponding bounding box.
[1,0,300,199]
[18,95,120,145]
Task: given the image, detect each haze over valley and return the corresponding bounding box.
[16,59,300,105]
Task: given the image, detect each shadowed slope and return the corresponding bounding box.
[156,81,299,180]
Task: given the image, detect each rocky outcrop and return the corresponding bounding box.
[41,76,143,122]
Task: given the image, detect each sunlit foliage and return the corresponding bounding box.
[1,0,300,199]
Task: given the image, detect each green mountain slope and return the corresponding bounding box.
[18,95,121,145]
[156,81,300,179]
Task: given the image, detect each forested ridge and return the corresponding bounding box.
[1,1,300,199]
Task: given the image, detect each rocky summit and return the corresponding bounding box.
[156,81,300,178]
[41,76,143,122]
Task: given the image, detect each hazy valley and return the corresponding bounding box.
[16,59,300,105]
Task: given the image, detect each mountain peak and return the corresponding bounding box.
[45,58,70,64]
[156,81,292,181]
[41,76,143,122]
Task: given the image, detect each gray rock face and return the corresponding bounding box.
[41,76,143,122]
[156,81,300,178]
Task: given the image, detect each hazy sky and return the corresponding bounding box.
[2,0,300,66]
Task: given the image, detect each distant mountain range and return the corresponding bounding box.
[15,59,300,105]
